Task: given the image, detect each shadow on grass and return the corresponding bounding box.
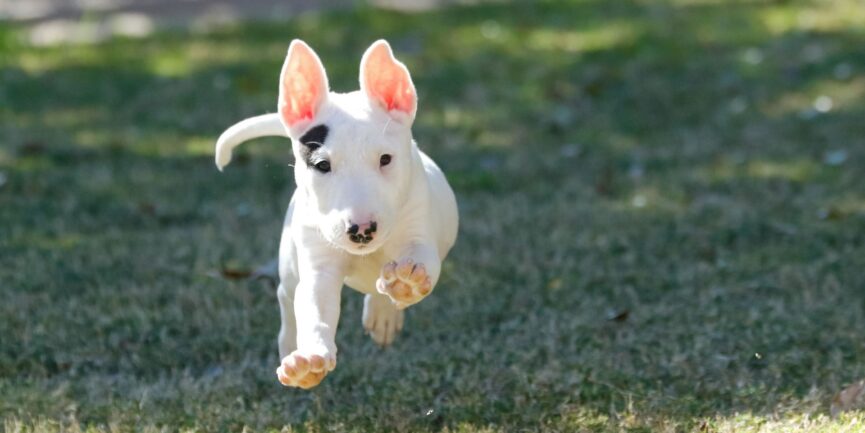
[2,0,865,431]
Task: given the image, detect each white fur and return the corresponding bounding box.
[215,40,458,388]
[215,113,287,171]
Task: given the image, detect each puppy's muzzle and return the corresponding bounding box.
[347,221,377,244]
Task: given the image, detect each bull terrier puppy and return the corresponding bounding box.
[214,39,458,389]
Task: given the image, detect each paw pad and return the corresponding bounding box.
[276,351,336,389]
[376,258,432,309]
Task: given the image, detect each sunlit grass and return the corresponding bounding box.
[708,412,865,433]
[764,77,865,118]
[524,20,641,54]
[746,159,821,182]
[760,0,865,35]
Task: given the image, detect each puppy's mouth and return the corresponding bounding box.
[337,230,388,255]
[341,238,383,255]
[319,223,388,255]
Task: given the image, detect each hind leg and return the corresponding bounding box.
[362,293,404,347]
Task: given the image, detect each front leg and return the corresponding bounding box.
[276,234,346,389]
[377,242,441,310]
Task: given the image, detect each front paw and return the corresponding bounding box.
[376,258,432,309]
[275,349,336,389]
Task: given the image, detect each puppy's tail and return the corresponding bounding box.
[214,113,288,171]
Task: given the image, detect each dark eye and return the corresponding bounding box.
[380,154,392,166]
[314,160,331,173]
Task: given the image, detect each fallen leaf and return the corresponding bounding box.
[18,140,45,156]
[251,258,279,288]
[137,201,157,216]
[595,165,614,196]
[831,379,865,417]
[606,308,629,323]
[219,266,253,280]
[817,207,844,221]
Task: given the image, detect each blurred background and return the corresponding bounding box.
[2,1,865,432]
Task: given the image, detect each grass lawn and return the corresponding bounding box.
[3,0,865,431]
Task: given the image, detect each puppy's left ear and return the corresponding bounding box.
[360,40,417,125]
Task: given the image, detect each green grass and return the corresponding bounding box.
[3,0,865,431]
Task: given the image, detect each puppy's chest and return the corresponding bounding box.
[342,251,390,294]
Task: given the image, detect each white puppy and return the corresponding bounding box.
[214,39,458,389]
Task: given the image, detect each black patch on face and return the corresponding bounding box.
[299,124,329,166]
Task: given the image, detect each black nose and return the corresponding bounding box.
[347,221,377,244]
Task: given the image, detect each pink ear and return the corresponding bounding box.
[278,40,329,128]
[360,40,417,122]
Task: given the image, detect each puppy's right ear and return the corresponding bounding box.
[360,40,416,125]
[278,40,329,135]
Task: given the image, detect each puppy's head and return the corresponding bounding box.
[278,40,417,254]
